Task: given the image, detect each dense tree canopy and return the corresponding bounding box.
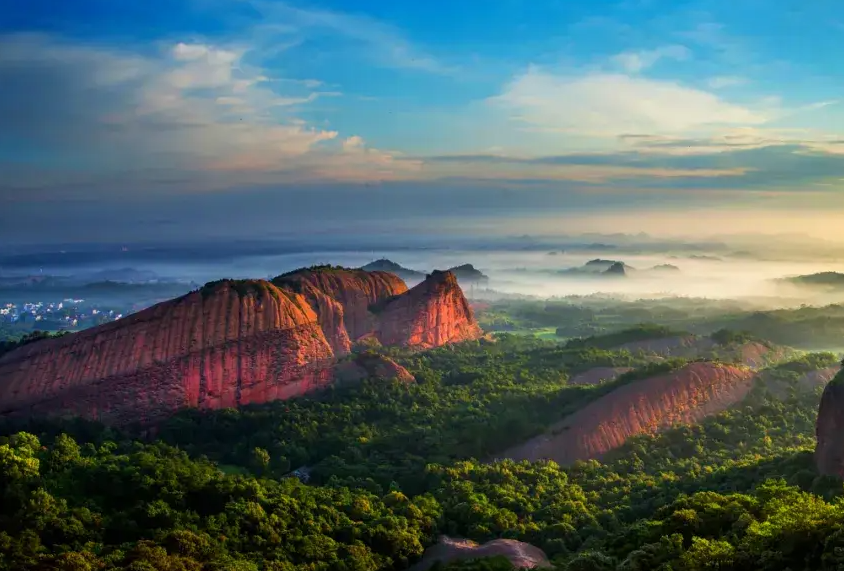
[0,332,843,570]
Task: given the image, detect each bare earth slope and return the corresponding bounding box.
[502,362,755,465]
[410,536,553,571]
[0,268,480,425]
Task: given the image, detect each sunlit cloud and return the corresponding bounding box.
[0,33,420,193]
[491,67,769,138]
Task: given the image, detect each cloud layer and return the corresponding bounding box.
[2,0,844,216]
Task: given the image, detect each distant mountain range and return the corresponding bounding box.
[779,272,844,289]
[360,259,490,286]
[557,259,680,278]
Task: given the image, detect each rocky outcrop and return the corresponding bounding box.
[376,271,483,349]
[502,362,755,465]
[410,536,552,571]
[816,373,844,477]
[0,280,336,425]
[334,353,415,384]
[0,268,480,425]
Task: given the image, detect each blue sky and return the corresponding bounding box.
[2,0,844,243]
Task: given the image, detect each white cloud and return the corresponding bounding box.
[172,42,211,61]
[342,135,365,151]
[492,67,769,138]
[611,45,690,74]
[0,34,420,190]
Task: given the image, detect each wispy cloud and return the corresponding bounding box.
[0,33,422,194]
[611,45,690,74]
[246,0,452,74]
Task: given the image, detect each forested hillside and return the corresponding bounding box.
[1,334,842,570]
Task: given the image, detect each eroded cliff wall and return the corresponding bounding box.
[0,268,482,425]
[502,362,756,465]
[0,280,335,424]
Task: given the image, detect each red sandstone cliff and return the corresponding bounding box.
[273,268,406,344]
[0,268,480,425]
[816,372,844,477]
[502,362,755,465]
[376,270,483,349]
[0,280,335,425]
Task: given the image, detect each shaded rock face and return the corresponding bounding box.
[273,269,407,344]
[410,536,552,571]
[816,374,844,477]
[377,271,483,349]
[0,269,480,425]
[334,353,415,384]
[502,362,755,465]
[801,366,840,391]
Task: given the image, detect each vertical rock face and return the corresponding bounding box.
[816,374,844,477]
[273,268,407,342]
[0,267,481,425]
[502,362,756,465]
[377,271,483,349]
[0,280,335,425]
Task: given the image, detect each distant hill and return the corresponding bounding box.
[649,263,680,273]
[780,272,844,288]
[603,261,627,277]
[85,267,160,283]
[445,264,489,285]
[560,259,636,276]
[360,259,426,282]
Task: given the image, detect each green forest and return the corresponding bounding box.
[2,327,844,570]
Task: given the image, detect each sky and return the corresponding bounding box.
[2,0,844,245]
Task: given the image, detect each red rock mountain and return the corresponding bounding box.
[376,270,482,349]
[0,268,480,425]
[501,362,755,465]
[815,372,844,477]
